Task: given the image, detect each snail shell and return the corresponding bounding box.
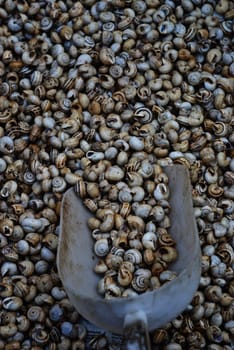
[129,136,145,151]
[113,230,128,249]
[124,249,142,265]
[131,186,145,202]
[158,233,176,247]
[156,246,178,263]
[149,206,165,222]
[131,268,151,292]
[18,260,34,276]
[118,187,132,203]
[83,198,98,213]
[126,215,145,232]
[134,107,152,124]
[94,259,108,274]
[119,202,131,218]
[20,217,42,232]
[144,249,156,265]
[154,183,170,200]
[133,203,152,218]
[142,232,158,250]
[2,296,23,311]
[105,165,125,182]
[138,160,154,178]
[117,265,133,287]
[16,315,30,333]
[0,282,13,297]
[1,246,18,261]
[94,238,110,257]
[0,324,18,338]
[99,47,115,65]
[35,260,49,274]
[122,288,138,297]
[159,270,177,283]
[105,283,122,299]
[13,280,29,298]
[0,136,14,154]
[27,306,46,322]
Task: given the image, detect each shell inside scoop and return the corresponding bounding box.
[57,165,201,334]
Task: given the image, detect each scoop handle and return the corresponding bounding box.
[121,311,151,350]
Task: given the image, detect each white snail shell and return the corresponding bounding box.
[124,249,142,265]
[142,232,158,250]
[94,238,110,257]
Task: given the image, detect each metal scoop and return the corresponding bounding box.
[57,165,201,349]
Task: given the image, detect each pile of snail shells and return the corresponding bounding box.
[76,162,178,298]
[0,0,233,349]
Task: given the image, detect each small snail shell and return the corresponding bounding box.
[0,136,14,154]
[131,186,145,202]
[187,71,201,85]
[41,247,55,262]
[158,233,176,247]
[126,215,145,232]
[1,245,18,261]
[52,176,67,193]
[142,232,157,250]
[27,306,45,322]
[117,266,133,287]
[138,160,154,178]
[119,202,131,218]
[0,282,13,297]
[86,150,105,162]
[8,15,23,32]
[18,260,34,276]
[131,268,151,292]
[154,183,170,200]
[213,222,227,237]
[157,246,178,263]
[129,136,145,151]
[1,261,18,276]
[99,212,114,233]
[99,47,115,65]
[94,259,108,274]
[159,270,177,283]
[118,187,132,203]
[16,315,30,333]
[34,293,53,306]
[94,238,110,257]
[111,246,125,258]
[0,324,18,338]
[158,21,175,35]
[20,217,42,233]
[134,107,152,124]
[49,304,64,322]
[51,286,67,301]
[0,158,7,173]
[14,280,29,298]
[35,260,49,274]
[144,249,155,265]
[105,283,122,299]
[149,206,165,222]
[133,203,152,218]
[124,249,142,265]
[83,198,98,213]
[0,233,8,248]
[113,231,129,249]
[105,165,125,182]
[127,172,143,187]
[129,239,143,250]
[2,296,23,311]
